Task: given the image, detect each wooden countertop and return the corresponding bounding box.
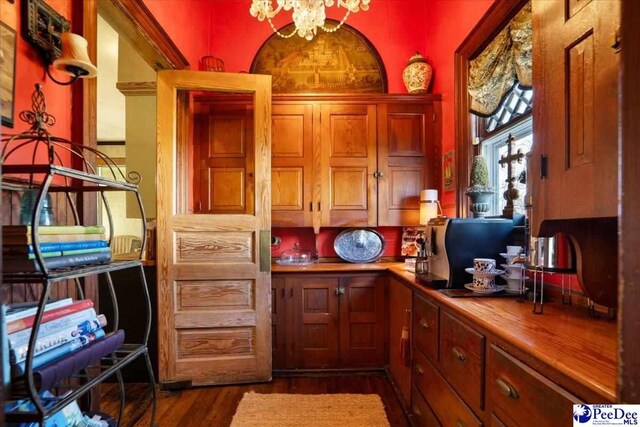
[273,261,617,402]
[386,265,617,403]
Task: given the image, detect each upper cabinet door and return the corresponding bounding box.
[271,104,314,227]
[530,0,620,236]
[377,103,437,226]
[156,70,272,386]
[320,104,378,227]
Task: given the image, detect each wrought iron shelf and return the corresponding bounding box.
[2,260,142,283]
[5,343,149,423]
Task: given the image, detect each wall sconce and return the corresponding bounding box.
[419,189,442,225]
[22,0,97,85]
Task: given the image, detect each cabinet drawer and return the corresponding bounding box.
[413,293,439,362]
[413,348,482,427]
[441,312,485,412]
[411,385,441,427]
[487,345,582,427]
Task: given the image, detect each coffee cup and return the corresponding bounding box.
[474,258,496,272]
[506,245,523,255]
[473,275,495,289]
[502,263,523,279]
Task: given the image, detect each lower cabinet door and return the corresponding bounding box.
[339,275,387,367]
[487,344,582,427]
[293,276,340,368]
[412,386,441,427]
[413,348,483,427]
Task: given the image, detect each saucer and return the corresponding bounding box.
[500,253,524,264]
[464,283,506,294]
[465,267,505,277]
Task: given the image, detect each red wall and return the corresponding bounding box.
[1,0,73,164]
[424,0,494,215]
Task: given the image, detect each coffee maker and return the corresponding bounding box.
[426,218,513,289]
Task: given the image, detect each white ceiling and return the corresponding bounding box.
[97,15,126,142]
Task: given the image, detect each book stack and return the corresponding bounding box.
[6,298,125,393]
[2,225,112,273]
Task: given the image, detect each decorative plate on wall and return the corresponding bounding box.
[334,228,386,263]
[250,20,387,94]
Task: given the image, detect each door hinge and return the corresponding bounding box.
[540,155,548,179]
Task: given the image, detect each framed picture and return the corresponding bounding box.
[443,150,455,191]
[251,20,387,94]
[1,21,17,127]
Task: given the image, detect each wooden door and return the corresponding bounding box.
[320,104,377,227]
[339,274,386,367]
[388,277,413,405]
[156,70,272,385]
[293,276,340,368]
[271,104,314,227]
[377,103,436,226]
[531,0,619,235]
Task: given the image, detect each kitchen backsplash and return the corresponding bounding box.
[272,227,404,259]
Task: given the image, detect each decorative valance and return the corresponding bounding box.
[468,2,532,117]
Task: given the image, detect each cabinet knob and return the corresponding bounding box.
[334,287,345,296]
[496,377,519,400]
[456,421,466,427]
[413,408,422,417]
[611,27,621,52]
[373,171,385,179]
[452,346,466,362]
[415,365,424,375]
[419,319,429,330]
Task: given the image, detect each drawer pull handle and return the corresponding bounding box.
[415,365,424,375]
[452,346,466,362]
[414,408,422,417]
[496,377,519,400]
[420,319,429,330]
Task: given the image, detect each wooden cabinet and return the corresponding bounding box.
[530,0,620,235]
[440,312,485,413]
[271,104,315,227]
[273,273,386,370]
[413,293,439,364]
[411,385,441,427]
[272,95,440,228]
[377,103,439,226]
[320,104,378,227]
[388,277,414,406]
[487,345,582,427]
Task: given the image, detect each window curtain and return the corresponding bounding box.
[468,2,532,117]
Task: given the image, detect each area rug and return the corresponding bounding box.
[230,392,391,427]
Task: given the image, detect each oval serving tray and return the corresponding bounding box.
[334,228,385,263]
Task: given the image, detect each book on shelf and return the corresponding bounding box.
[3,250,112,274]
[6,298,73,323]
[3,233,107,245]
[2,240,109,255]
[8,307,98,349]
[2,225,106,235]
[9,330,125,397]
[4,246,111,260]
[10,314,107,364]
[2,305,10,393]
[7,299,94,334]
[11,329,106,377]
[5,390,108,426]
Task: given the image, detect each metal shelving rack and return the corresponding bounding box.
[2,84,157,426]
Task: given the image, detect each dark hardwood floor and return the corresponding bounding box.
[100,373,410,427]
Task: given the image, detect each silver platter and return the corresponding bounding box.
[334,228,386,263]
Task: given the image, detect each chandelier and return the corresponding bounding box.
[250,0,371,41]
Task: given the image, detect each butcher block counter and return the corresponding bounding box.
[272,261,617,419]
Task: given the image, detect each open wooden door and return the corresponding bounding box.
[156,71,272,386]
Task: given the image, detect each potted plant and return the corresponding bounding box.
[465,155,494,217]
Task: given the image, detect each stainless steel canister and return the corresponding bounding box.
[527,234,575,272]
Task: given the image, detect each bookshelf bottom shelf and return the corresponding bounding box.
[5,343,156,424]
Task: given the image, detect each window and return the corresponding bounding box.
[483,84,532,134]
[481,117,533,216]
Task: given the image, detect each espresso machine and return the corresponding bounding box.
[425,218,513,289]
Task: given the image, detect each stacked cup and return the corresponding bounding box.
[500,246,524,292]
[471,258,499,291]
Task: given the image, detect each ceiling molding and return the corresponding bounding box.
[98,0,189,70]
[116,81,157,96]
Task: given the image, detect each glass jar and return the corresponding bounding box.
[279,242,313,265]
[415,257,430,275]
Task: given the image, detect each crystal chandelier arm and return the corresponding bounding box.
[250,0,284,20]
[267,16,299,38]
[320,9,351,33]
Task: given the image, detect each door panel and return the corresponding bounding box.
[157,70,271,385]
[294,276,340,368]
[321,104,377,227]
[271,104,314,227]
